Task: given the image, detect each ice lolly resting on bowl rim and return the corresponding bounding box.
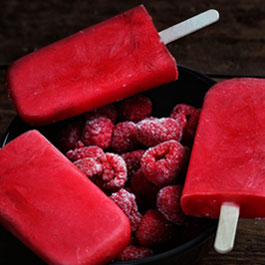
[181,78,265,254]
[7,5,219,126]
[0,130,131,265]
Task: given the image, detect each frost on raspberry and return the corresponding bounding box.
[130,168,158,209]
[74,158,102,178]
[55,118,84,152]
[157,185,187,225]
[121,150,145,177]
[136,117,182,147]
[81,116,114,149]
[110,188,143,232]
[116,245,153,261]
[135,209,177,247]
[173,113,187,132]
[111,122,140,153]
[119,95,152,122]
[84,103,117,124]
[141,140,185,187]
[66,145,106,163]
[96,153,127,192]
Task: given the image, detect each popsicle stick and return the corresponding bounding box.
[159,9,219,45]
[214,203,240,254]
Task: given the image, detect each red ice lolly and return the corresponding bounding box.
[181,78,265,252]
[181,78,265,218]
[6,6,219,126]
[0,130,131,265]
[7,5,177,126]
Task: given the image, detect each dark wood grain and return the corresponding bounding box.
[1,0,265,76]
[199,219,265,265]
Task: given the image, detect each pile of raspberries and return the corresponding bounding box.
[55,94,204,261]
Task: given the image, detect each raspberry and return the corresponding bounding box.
[55,118,84,152]
[157,185,187,224]
[170,104,200,146]
[116,245,153,261]
[173,113,187,132]
[130,168,158,209]
[110,188,143,232]
[121,150,145,177]
[136,117,182,147]
[111,122,140,153]
[170,104,197,120]
[182,109,201,146]
[81,116,114,149]
[135,209,177,247]
[96,153,127,192]
[73,158,102,178]
[119,95,152,122]
[141,140,185,187]
[85,103,117,124]
[74,140,85,149]
[66,145,106,162]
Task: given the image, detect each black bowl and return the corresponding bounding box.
[1,65,217,265]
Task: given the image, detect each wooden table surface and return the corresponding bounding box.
[1,0,265,264]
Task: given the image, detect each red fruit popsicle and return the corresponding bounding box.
[7,5,176,126]
[6,6,219,126]
[0,130,131,265]
[181,78,265,253]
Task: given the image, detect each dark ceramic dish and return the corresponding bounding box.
[1,65,217,265]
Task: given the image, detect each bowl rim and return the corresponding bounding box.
[1,65,218,264]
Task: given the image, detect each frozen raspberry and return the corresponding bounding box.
[141,140,185,187]
[116,245,153,261]
[74,158,102,178]
[119,95,152,122]
[173,113,187,132]
[170,104,197,120]
[81,116,114,149]
[110,188,143,232]
[136,117,182,147]
[121,150,145,177]
[157,185,187,224]
[74,140,85,149]
[135,209,177,247]
[85,103,117,123]
[66,145,106,162]
[111,122,140,153]
[55,118,84,152]
[170,104,200,146]
[96,153,127,191]
[130,168,158,209]
[182,109,201,145]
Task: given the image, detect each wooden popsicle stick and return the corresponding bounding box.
[159,9,219,45]
[214,203,240,254]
